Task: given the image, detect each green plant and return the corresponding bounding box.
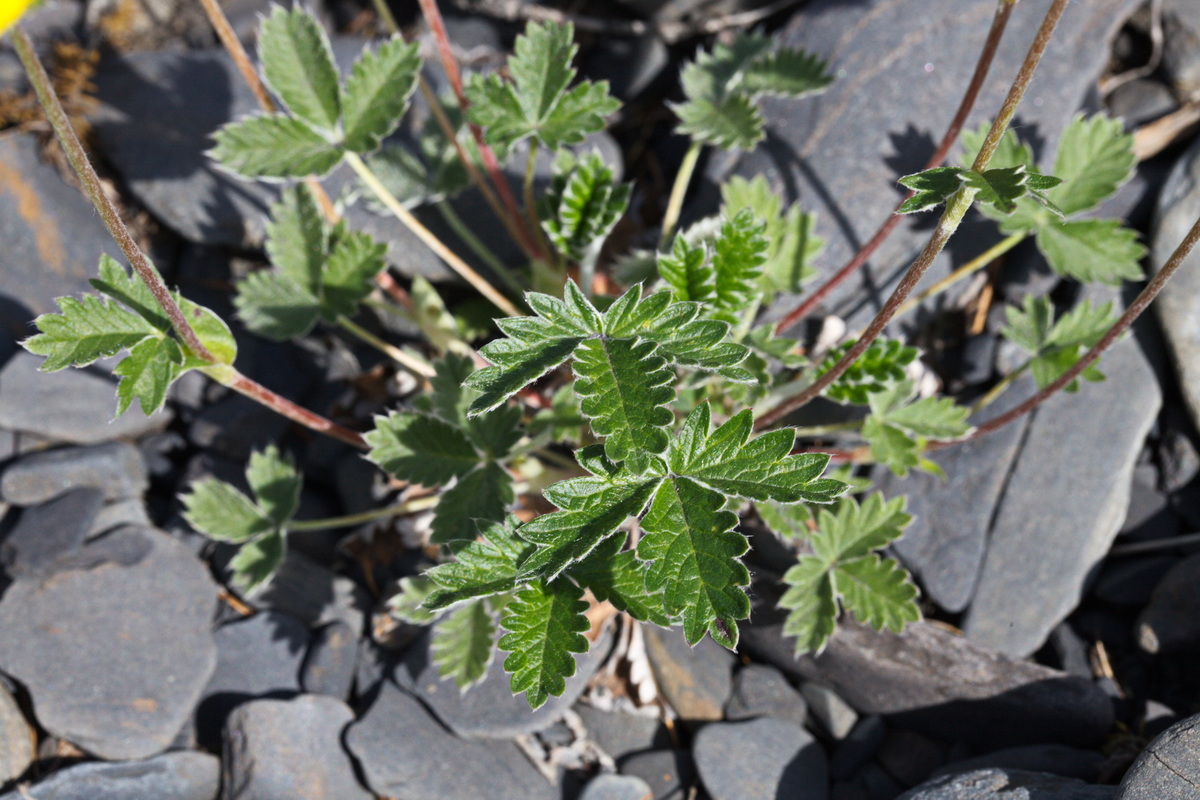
[10,0,1200,711]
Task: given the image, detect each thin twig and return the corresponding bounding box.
[660,140,702,250]
[338,316,437,379]
[774,0,1017,335]
[224,371,366,448]
[756,0,1070,429]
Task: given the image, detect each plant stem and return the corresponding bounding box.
[522,139,551,257]
[660,140,702,250]
[288,494,441,531]
[773,0,1017,335]
[346,151,523,317]
[416,0,545,259]
[791,419,863,438]
[366,0,400,35]
[12,25,216,364]
[220,369,366,448]
[936,210,1200,448]
[755,0,1069,430]
[338,316,436,378]
[891,231,1026,322]
[434,200,525,296]
[969,360,1028,415]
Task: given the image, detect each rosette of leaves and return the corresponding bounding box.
[1001,296,1118,391]
[958,114,1144,285]
[23,255,236,416]
[234,184,387,340]
[366,353,522,546]
[211,6,421,177]
[182,446,300,592]
[776,493,920,654]
[673,32,835,150]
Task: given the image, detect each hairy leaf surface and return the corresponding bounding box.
[499,579,590,709]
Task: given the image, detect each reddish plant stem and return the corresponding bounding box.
[416,0,545,258]
[12,25,216,364]
[932,212,1200,449]
[774,0,1017,335]
[227,372,367,448]
[756,0,1070,430]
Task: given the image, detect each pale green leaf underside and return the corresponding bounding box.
[432,599,497,690]
[258,6,341,132]
[211,115,343,178]
[1034,219,1144,285]
[342,37,422,153]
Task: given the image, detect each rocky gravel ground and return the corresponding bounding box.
[2,0,1200,798]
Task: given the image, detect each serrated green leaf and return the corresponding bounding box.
[366,411,481,486]
[960,123,1035,172]
[113,335,182,416]
[258,6,341,132]
[1002,296,1116,391]
[568,536,672,627]
[672,33,778,150]
[1034,219,1144,285]
[637,475,749,648]
[811,493,911,561]
[229,530,286,593]
[425,516,533,610]
[23,293,157,372]
[1048,114,1135,216]
[465,21,618,152]
[710,208,769,322]
[867,380,972,440]
[342,37,422,152]
[658,235,713,303]
[245,445,301,527]
[498,578,590,709]
[961,165,1028,215]
[816,338,918,405]
[670,405,846,505]
[211,114,343,178]
[90,254,171,332]
[897,167,965,214]
[779,556,838,653]
[409,277,471,357]
[234,269,321,340]
[674,90,764,150]
[432,599,497,690]
[541,152,630,263]
[574,336,674,471]
[431,462,514,545]
[389,576,439,625]
[321,227,387,319]
[742,46,834,98]
[181,477,270,543]
[265,184,326,293]
[755,500,812,541]
[837,554,922,632]
[861,416,920,477]
[722,176,822,299]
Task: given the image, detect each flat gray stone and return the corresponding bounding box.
[725,663,807,726]
[222,695,371,800]
[706,0,1141,329]
[0,752,219,800]
[0,487,103,578]
[878,375,1035,612]
[802,683,858,740]
[580,774,656,800]
[345,682,554,800]
[0,683,32,787]
[642,623,734,722]
[932,745,1104,783]
[0,353,169,445]
[899,768,1116,799]
[300,620,359,701]
[618,749,696,800]
[1117,713,1200,798]
[964,317,1160,657]
[0,527,218,760]
[245,550,367,632]
[0,441,147,506]
[575,703,671,760]
[1134,552,1200,654]
[1152,135,1200,431]
[694,718,829,800]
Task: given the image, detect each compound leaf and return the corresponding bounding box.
[211,114,343,178]
[342,37,422,153]
[722,175,821,297]
[674,89,763,151]
[836,554,921,633]
[431,599,496,690]
[1001,296,1115,391]
[113,336,183,416]
[658,235,714,304]
[258,6,341,132]
[779,556,837,653]
[181,478,269,543]
[245,445,302,527]
[816,338,918,405]
[265,184,326,292]
[425,516,534,610]
[1034,219,1144,285]
[743,46,834,98]
[897,167,964,214]
[431,462,514,546]
[498,578,590,709]
[366,411,480,486]
[569,536,672,627]
[24,293,157,372]
[710,208,769,322]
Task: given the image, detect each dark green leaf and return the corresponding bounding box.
[425,516,534,610]
[265,184,326,293]
[431,462,514,545]
[366,411,480,486]
[321,227,387,319]
[498,578,590,709]
[569,536,672,627]
[897,167,964,214]
[23,293,157,372]
[113,336,182,416]
[342,37,422,153]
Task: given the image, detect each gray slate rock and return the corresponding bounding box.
[222,695,370,800]
[694,718,829,800]
[0,527,218,760]
[742,609,1113,750]
[575,703,671,760]
[0,683,32,787]
[619,749,697,800]
[0,353,169,445]
[580,774,656,800]
[246,550,367,632]
[197,611,310,746]
[963,313,1161,657]
[1117,713,1200,798]
[878,375,1035,613]
[300,620,359,700]
[1152,135,1200,431]
[0,487,103,578]
[345,681,554,800]
[0,752,219,800]
[899,768,1116,799]
[802,682,859,740]
[879,729,946,788]
[1160,0,1200,98]
[706,0,1140,329]
[831,716,886,781]
[397,623,612,739]
[932,746,1104,783]
[725,663,807,726]
[0,441,147,506]
[642,624,734,722]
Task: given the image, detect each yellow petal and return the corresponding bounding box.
[0,0,36,34]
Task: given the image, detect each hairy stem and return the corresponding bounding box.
[288,494,440,531]
[774,0,1017,334]
[338,316,436,378]
[660,140,702,250]
[756,0,1069,430]
[221,369,367,448]
[346,151,523,317]
[13,25,216,364]
[890,231,1026,323]
[938,211,1200,447]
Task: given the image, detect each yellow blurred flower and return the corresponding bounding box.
[0,0,36,33]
